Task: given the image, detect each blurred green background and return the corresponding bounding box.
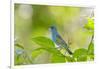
[14,4,94,65]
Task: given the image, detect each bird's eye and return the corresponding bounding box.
[50,26,54,29]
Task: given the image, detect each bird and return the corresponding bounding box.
[49,26,73,55]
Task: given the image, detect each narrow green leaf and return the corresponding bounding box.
[87,42,94,61]
[15,43,24,49]
[88,42,94,55]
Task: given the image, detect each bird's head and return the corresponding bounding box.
[49,25,58,34]
[49,25,56,31]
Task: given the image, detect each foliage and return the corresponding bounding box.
[84,17,94,30]
[15,17,94,65]
[73,48,88,61]
[14,4,94,65]
[31,36,94,63]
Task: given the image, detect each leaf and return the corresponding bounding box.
[14,43,26,65]
[32,36,66,63]
[84,17,94,30]
[14,54,25,65]
[51,54,66,63]
[87,55,94,61]
[88,42,94,55]
[31,47,66,63]
[44,48,64,56]
[15,43,24,49]
[87,42,94,61]
[15,43,24,55]
[32,47,64,57]
[73,48,88,62]
[48,48,66,63]
[32,36,55,48]
[66,56,75,62]
[31,48,45,59]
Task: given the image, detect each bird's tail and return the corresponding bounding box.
[66,48,73,55]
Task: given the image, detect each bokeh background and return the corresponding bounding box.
[14,3,94,65]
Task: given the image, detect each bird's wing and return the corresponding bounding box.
[55,34,68,47]
[55,34,73,54]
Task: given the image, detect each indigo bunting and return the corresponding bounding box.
[50,26,73,55]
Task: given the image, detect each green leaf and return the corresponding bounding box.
[84,17,94,30]
[88,42,94,55]
[15,43,24,49]
[87,42,94,61]
[48,48,66,63]
[87,55,94,61]
[32,47,63,56]
[15,54,25,65]
[31,47,66,63]
[15,43,24,55]
[32,36,55,48]
[31,48,45,59]
[14,43,25,65]
[73,48,88,62]
[44,48,63,56]
[32,36,67,63]
[51,54,66,63]
[66,56,75,62]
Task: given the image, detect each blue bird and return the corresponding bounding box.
[50,26,73,55]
